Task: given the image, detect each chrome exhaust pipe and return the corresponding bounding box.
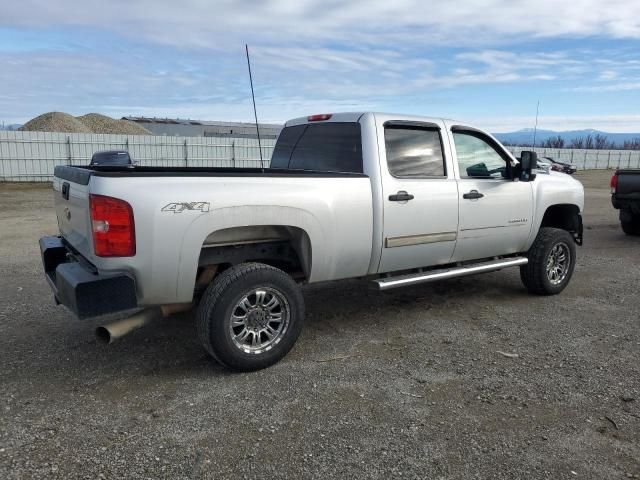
[96,308,160,344]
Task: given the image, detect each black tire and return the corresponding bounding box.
[520,227,576,295]
[621,220,640,236]
[197,262,304,371]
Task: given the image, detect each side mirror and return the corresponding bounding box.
[519,150,538,181]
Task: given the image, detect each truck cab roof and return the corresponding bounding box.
[285,112,459,127]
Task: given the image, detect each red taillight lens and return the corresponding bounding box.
[89,194,135,257]
[307,113,332,122]
[610,172,618,193]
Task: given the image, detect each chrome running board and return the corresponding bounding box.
[373,257,528,291]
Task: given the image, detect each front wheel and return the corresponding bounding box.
[197,263,305,371]
[520,227,577,295]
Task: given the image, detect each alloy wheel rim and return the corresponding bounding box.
[229,287,290,354]
[546,242,570,285]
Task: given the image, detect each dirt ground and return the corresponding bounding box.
[0,170,638,479]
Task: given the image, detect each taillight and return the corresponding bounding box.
[307,113,332,122]
[610,172,618,193]
[89,194,136,257]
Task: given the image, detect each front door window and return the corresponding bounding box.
[453,132,509,179]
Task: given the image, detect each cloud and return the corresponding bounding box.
[1,1,640,129]
[0,44,567,124]
[598,70,619,80]
[2,0,640,50]
[571,82,640,92]
[570,56,640,91]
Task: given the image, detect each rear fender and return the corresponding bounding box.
[176,206,325,302]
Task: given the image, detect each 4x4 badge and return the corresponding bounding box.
[161,202,210,213]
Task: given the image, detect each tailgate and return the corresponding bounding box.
[53,166,93,259]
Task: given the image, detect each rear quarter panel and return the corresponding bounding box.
[87,174,374,304]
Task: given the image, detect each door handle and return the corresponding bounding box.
[463,190,484,200]
[389,191,414,202]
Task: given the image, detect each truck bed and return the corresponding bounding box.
[52,164,375,305]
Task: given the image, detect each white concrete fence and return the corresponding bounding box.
[0,131,276,181]
[1,130,639,182]
[507,146,640,171]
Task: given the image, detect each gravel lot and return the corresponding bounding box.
[1,170,639,479]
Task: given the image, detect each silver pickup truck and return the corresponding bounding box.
[40,112,585,370]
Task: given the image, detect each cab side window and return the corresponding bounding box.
[384,126,446,177]
[453,131,509,179]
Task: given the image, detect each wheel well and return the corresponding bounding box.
[540,204,583,244]
[197,226,312,281]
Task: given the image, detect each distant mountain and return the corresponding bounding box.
[0,124,23,131]
[493,129,640,147]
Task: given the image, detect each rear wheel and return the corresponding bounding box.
[621,219,640,236]
[197,263,305,371]
[520,227,576,295]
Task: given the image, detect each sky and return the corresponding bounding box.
[1,0,640,132]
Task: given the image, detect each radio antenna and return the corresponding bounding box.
[245,44,264,171]
[532,100,540,148]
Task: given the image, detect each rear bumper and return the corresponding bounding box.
[39,236,137,319]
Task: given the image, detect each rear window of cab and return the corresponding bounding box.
[270,122,363,173]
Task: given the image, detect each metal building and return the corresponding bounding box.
[122,117,282,138]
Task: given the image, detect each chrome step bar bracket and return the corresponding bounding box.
[373,257,528,291]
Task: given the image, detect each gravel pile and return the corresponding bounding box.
[77,113,151,135]
[20,112,92,134]
[20,112,152,135]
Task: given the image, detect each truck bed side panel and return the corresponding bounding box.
[86,174,374,305]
